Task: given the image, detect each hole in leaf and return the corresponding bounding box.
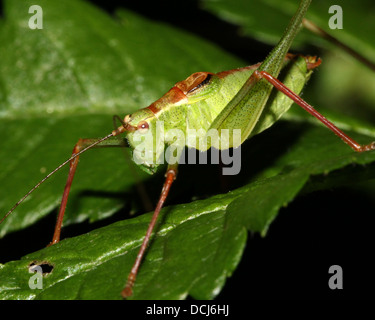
[28,261,54,275]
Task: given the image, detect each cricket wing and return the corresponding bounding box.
[208,56,313,149]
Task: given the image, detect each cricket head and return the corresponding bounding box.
[116,109,163,174]
[114,71,222,174]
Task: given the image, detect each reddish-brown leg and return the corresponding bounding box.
[254,70,375,152]
[49,136,127,245]
[112,115,154,213]
[0,133,122,227]
[121,165,178,298]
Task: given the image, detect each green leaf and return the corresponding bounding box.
[0,0,243,237]
[0,190,246,299]
[201,0,375,57]
[1,0,375,300]
[2,121,375,299]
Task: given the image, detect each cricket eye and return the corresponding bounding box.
[137,121,149,133]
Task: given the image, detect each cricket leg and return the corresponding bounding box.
[49,136,127,245]
[112,115,154,213]
[122,163,178,298]
[254,70,375,152]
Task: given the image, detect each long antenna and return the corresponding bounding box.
[303,18,375,72]
[0,132,115,225]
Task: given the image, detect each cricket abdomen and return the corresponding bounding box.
[145,67,256,151]
[183,67,255,150]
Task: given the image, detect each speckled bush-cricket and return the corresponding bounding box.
[1,0,375,298]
